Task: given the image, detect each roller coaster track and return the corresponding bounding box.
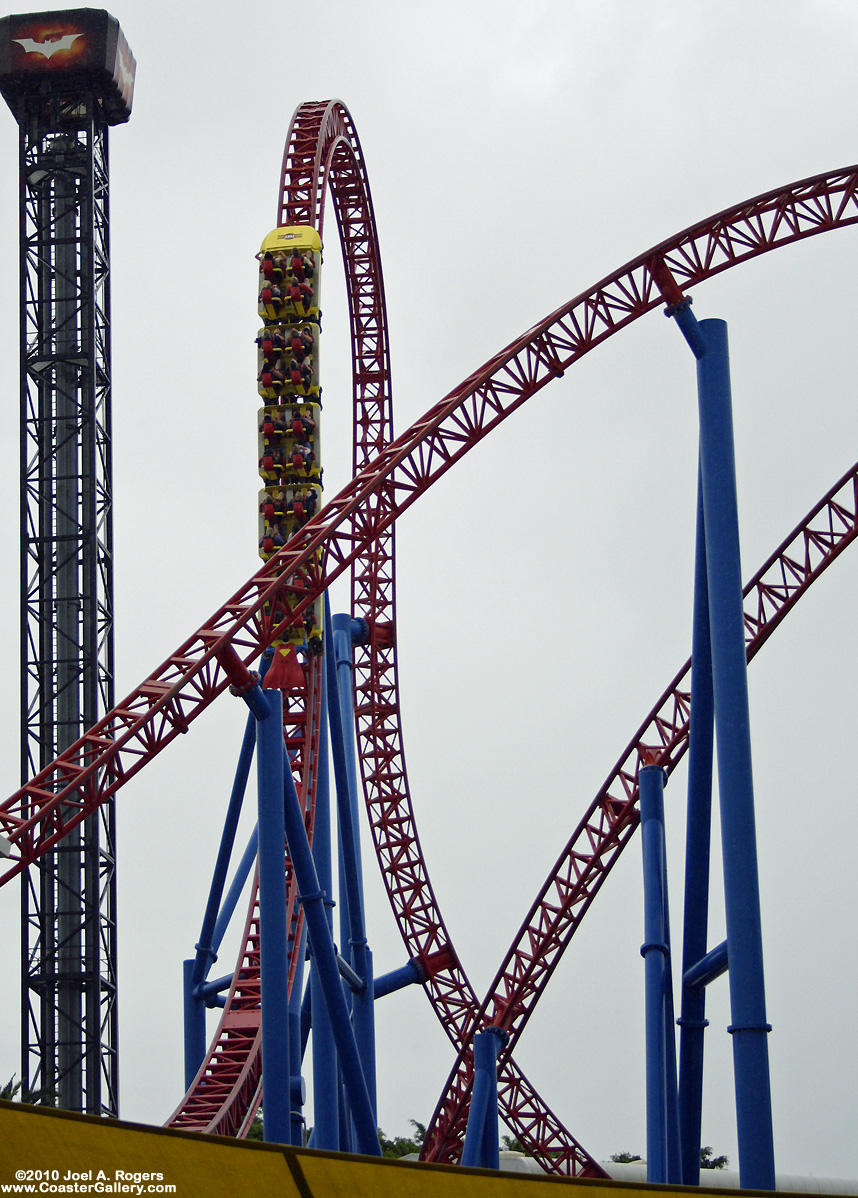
[1,101,857,1167]
[165,661,323,1137]
[422,458,858,1164]
[167,99,405,1137]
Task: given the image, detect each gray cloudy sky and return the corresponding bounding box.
[1,0,858,1178]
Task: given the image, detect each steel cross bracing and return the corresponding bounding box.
[166,662,323,1135]
[422,461,858,1163]
[16,88,117,1117]
[1,137,858,1163]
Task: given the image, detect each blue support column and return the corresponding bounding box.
[182,958,206,1092]
[310,662,339,1150]
[289,922,307,1147]
[193,711,256,985]
[685,940,729,989]
[223,633,379,1154]
[337,1065,354,1154]
[336,829,352,969]
[212,827,258,952]
[333,609,376,1117]
[300,978,312,1061]
[278,721,380,1156]
[354,946,376,1119]
[325,598,377,1125]
[183,710,257,1090]
[256,687,292,1145]
[678,469,716,1186]
[639,764,679,1184]
[332,612,366,931]
[671,303,776,1191]
[663,896,682,1186]
[461,1028,508,1169]
[373,959,425,999]
[197,973,232,1004]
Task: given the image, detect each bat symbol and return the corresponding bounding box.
[117,52,134,89]
[14,33,83,59]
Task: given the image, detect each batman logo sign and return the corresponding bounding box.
[14,33,83,59]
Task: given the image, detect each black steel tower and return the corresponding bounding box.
[0,9,134,1115]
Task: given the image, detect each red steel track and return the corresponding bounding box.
[423,459,858,1164]
[2,102,858,1167]
[166,661,322,1136]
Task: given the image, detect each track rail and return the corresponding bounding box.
[166,662,322,1135]
[167,100,409,1136]
[1,126,857,1165]
[5,160,857,871]
[275,102,592,1168]
[281,100,480,1048]
[424,461,858,1164]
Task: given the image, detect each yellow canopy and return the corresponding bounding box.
[259,225,322,255]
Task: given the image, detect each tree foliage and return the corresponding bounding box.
[501,1134,526,1153]
[609,1148,728,1169]
[378,1120,425,1158]
[244,1112,312,1146]
[700,1145,728,1170]
[0,1076,56,1105]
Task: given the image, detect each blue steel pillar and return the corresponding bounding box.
[663,893,681,1185]
[461,1028,508,1169]
[639,764,679,1184]
[331,609,376,1119]
[182,959,205,1092]
[310,662,340,1150]
[212,828,259,951]
[324,599,377,1133]
[677,471,716,1186]
[373,959,425,998]
[277,709,380,1156]
[256,687,292,1144]
[183,709,257,1090]
[289,922,307,1146]
[671,303,775,1190]
[332,612,366,929]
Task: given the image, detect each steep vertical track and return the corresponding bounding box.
[2,119,858,1164]
[166,662,322,1135]
[278,101,597,1170]
[279,99,481,1056]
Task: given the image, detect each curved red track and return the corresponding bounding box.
[165,659,323,1136]
[2,104,858,1167]
[423,459,858,1164]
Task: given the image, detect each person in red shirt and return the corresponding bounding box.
[291,410,306,441]
[289,327,304,359]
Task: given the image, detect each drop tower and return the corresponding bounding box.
[0,8,135,1115]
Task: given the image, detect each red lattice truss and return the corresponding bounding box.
[166,663,322,1136]
[1,112,857,1168]
[423,462,858,1165]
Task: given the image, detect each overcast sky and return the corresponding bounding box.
[2,0,858,1179]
